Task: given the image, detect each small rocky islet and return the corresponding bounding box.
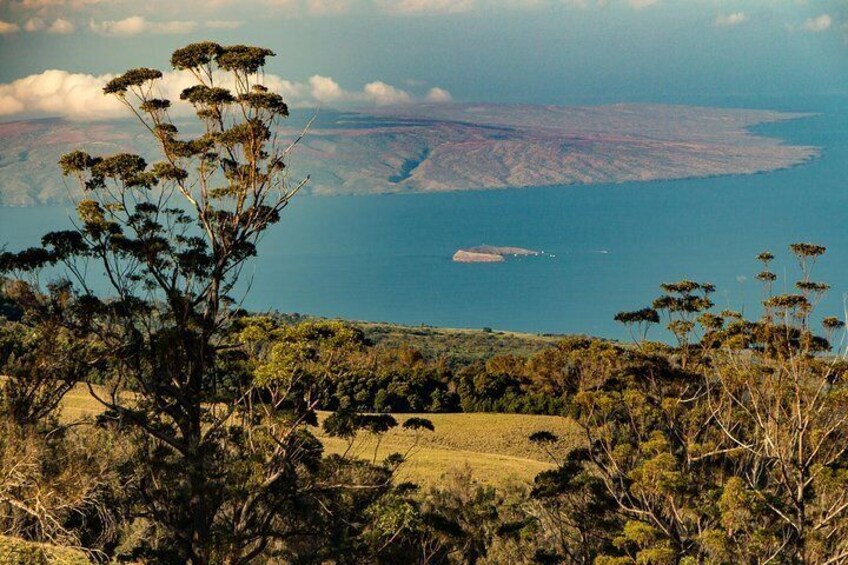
[452,245,545,263]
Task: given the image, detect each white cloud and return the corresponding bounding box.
[375,0,474,15]
[0,68,446,119]
[0,95,26,115]
[23,15,75,32]
[24,17,46,31]
[0,70,125,119]
[363,81,412,105]
[425,86,452,102]
[6,0,107,22]
[0,20,21,33]
[715,12,746,27]
[308,75,347,102]
[802,13,831,32]
[47,17,75,32]
[90,15,198,36]
[308,75,414,105]
[89,16,145,35]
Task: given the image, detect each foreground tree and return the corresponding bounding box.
[533,244,848,564]
[0,42,414,563]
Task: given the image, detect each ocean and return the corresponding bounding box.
[2,94,846,341]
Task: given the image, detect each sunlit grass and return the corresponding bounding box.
[58,384,581,486]
[314,411,581,485]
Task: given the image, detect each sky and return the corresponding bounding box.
[0,0,846,120]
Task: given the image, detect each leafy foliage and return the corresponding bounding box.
[0,42,404,565]
[536,243,848,563]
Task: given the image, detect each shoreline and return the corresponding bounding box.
[0,152,821,209]
[0,104,822,207]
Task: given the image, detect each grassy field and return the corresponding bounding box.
[314,412,581,485]
[59,385,581,485]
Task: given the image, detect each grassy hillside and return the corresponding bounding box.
[60,385,580,485]
[356,321,563,363]
[270,313,565,363]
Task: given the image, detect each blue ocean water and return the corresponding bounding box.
[2,94,847,340]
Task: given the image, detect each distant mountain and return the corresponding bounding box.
[0,103,818,206]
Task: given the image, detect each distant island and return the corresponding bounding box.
[0,103,818,206]
[453,245,543,263]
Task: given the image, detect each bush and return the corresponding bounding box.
[0,535,89,565]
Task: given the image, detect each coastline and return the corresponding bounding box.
[0,104,822,207]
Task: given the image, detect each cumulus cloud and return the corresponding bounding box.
[24,17,46,31]
[90,15,247,35]
[307,76,415,105]
[48,17,75,32]
[375,0,474,15]
[0,68,448,119]
[0,70,125,119]
[0,69,296,119]
[308,75,347,102]
[90,15,198,36]
[89,16,148,35]
[363,81,412,105]
[425,86,452,102]
[0,20,21,33]
[715,12,746,27]
[47,18,76,35]
[5,0,105,22]
[802,14,831,32]
[25,16,76,33]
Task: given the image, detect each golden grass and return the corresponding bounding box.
[313,412,581,485]
[58,384,581,486]
[59,384,106,421]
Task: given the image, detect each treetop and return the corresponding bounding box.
[103,67,163,95]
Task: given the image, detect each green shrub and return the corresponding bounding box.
[0,535,89,565]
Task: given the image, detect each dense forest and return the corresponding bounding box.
[2,42,848,564]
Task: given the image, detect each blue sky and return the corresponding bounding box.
[0,0,846,119]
